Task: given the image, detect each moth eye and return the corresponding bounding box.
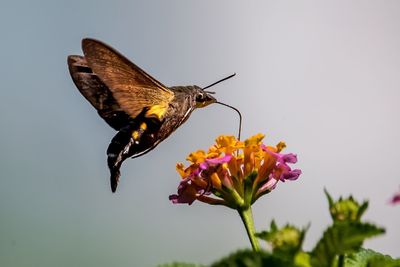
[196,94,205,102]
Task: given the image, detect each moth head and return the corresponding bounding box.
[194,86,217,108]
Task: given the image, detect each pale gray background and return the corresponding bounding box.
[1,1,399,266]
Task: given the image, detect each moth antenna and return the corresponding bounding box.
[203,73,236,90]
[216,102,242,140]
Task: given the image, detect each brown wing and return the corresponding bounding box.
[67,55,131,130]
[81,38,174,120]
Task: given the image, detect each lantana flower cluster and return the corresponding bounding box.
[169,134,301,209]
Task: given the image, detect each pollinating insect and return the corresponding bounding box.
[68,38,241,192]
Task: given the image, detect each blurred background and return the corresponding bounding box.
[1,1,399,266]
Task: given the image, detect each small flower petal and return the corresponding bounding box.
[258,177,279,193]
[200,155,233,170]
[276,142,286,152]
[176,163,186,178]
[281,153,298,164]
[389,191,400,205]
[244,133,265,146]
[210,172,222,189]
[169,179,199,205]
[206,155,233,165]
[211,135,244,154]
[186,150,207,164]
[281,169,302,181]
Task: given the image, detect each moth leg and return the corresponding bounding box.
[131,122,147,144]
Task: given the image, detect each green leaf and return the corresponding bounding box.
[345,248,400,267]
[324,189,335,208]
[356,202,369,221]
[311,222,385,267]
[367,257,400,267]
[210,249,293,267]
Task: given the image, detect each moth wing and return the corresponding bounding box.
[67,55,131,130]
[82,38,174,120]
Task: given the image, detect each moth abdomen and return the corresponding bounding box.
[107,125,134,192]
[106,110,163,192]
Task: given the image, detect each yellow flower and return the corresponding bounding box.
[244,133,265,146]
[209,135,244,155]
[276,141,286,152]
[186,150,207,164]
[176,163,198,179]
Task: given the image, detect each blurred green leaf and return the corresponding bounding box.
[324,189,369,222]
[157,263,205,267]
[256,220,308,259]
[311,222,385,267]
[345,248,400,267]
[294,252,312,267]
[210,249,293,267]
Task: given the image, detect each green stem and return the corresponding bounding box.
[238,207,260,252]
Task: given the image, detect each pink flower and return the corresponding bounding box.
[389,189,400,205]
[261,145,302,182]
